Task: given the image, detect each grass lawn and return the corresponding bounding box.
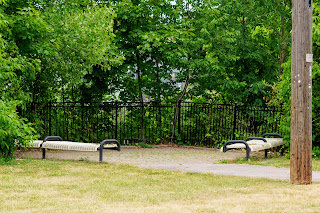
[1,158,320,212]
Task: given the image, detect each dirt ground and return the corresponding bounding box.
[14,145,258,165]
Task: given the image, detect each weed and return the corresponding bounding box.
[79,156,90,162]
[219,159,229,164]
[136,142,155,148]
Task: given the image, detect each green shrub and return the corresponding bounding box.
[313,146,320,159]
[136,142,155,148]
[0,100,36,160]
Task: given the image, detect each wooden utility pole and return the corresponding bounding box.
[290,0,313,184]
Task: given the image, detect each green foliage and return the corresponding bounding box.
[0,0,40,159]
[136,142,155,149]
[13,0,294,143]
[0,101,35,160]
[49,3,120,80]
[201,0,291,104]
[312,0,320,147]
[28,0,122,102]
[312,146,320,159]
[108,0,186,102]
[1,0,52,103]
[272,58,291,148]
[6,0,320,150]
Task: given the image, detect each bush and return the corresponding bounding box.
[313,146,320,159]
[0,100,36,161]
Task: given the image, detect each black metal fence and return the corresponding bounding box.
[22,101,283,147]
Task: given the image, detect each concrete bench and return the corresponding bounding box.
[30,136,120,163]
[221,133,284,160]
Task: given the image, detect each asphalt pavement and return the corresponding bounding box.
[16,148,320,182]
[137,163,320,182]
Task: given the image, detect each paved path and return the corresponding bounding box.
[16,147,320,182]
[137,164,320,182]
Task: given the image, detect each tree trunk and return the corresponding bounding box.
[171,67,190,142]
[171,2,191,142]
[137,64,145,141]
[135,18,145,141]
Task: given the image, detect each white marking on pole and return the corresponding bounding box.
[306,54,313,63]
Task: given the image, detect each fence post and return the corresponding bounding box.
[49,101,52,136]
[115,101,118,139]
[178,100,181,135]
[233,102,238,140]
[158,102,162,138]
[81,102,84,140]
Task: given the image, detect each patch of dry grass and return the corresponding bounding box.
[1,159,320,212]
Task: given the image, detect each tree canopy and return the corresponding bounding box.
[1,0,320,158]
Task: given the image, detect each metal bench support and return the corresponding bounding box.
[99,139,121,163]
[42,136,63,159]
[245,137,268,159]
[223,140,250,160]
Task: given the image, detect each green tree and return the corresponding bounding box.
[0,0,43,159]
[167,0,211,139]
[201,0,291,104]
[31,0,122,102]
[108,0,183,103]
[108,0,194,139]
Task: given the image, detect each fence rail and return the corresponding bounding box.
[23,101,283,147]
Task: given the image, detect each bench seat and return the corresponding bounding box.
[42,141,103,152]
[29,136,120,163]
[29,140,45,148]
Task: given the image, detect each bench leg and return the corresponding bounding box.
[280,146,285,156]
[223,140,250,161]
[99,148,103,163]
[246,148,250,160]
[99,139,121,163]
[42,148,46,159]
[265,149,268,159]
